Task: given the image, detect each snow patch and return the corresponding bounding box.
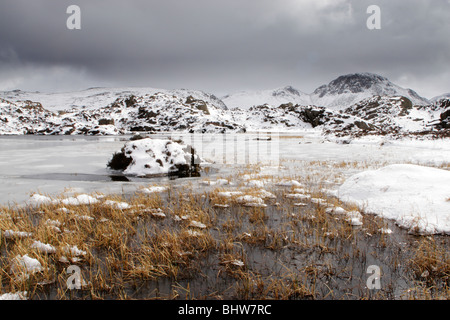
[338,164,450,235]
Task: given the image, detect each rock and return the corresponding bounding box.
[186,96,210,115]
[98,118,115,126]
[354,120,374,131]
[300,107,326,127]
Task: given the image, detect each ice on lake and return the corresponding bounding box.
[0,132,449,208]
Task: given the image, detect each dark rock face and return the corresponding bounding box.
[441,110,450,122]
[354,121,374,131]
[137,107,158,120]
[107,151,133,171]
[436,99,450,129]
[299,107,327,128]
[98,118,115,125]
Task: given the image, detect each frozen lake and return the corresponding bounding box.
[0,132,449,206]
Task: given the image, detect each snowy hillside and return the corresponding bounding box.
[341,96,435,133]
[0,87,228,111]
[0,92,243,135]
[0,98,60,135]
[431,93,450,102]
[222,86,312,110]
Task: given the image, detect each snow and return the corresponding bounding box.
[60,194,99,206]
[188,221,207,229]
[63,245,87,257]
[104,200,130,210]
[27,193,99,207]
[276,180,303,187]
[0,292,28,300]
[338,164,450,235]
[74,214,95,221]
[139,186,168,193]
[201,179,230,186]
[10,255,43,275]
[148,208,166,218]
[245,180,266,188]
[28,194,54,206]
[4,230,32,239]
[217,191,244,198]
[256,189,276,199]
[285,194,311,200]
[31,240,56,254]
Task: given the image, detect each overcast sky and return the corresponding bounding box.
[0,0,449,98]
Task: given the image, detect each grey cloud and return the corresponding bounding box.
[0,0,450,98]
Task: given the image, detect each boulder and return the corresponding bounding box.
[185,96,210,115]
[98,118,115,126]
[107,138,202,177]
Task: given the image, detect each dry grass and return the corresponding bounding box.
[1,161,449,300]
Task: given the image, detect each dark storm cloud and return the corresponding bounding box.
[0,0,450,97]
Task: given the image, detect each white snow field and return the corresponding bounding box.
[338,164,450,235]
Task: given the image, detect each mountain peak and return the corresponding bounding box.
[313,73,391,97]
[311,72,430,109]
[272,85,304,97]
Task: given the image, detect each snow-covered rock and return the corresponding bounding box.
[108,137,202,177]
[338,164,450,235]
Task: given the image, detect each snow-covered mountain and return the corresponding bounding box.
[221,73,430,110]
[0,73,448,138]
[431,93,450,103]
[0,87,228,111]
[310,73,430,109]
[222,86,312,110]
